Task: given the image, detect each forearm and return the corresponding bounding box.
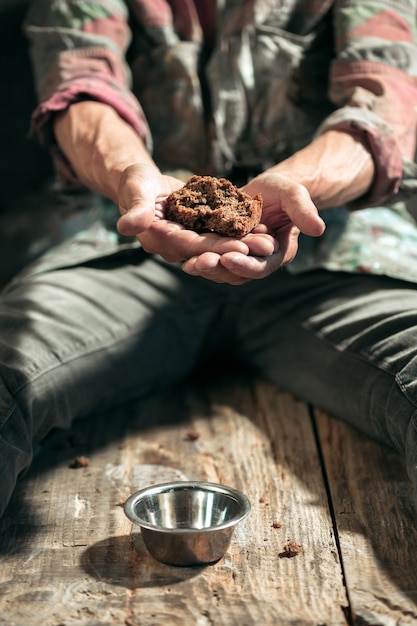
[268,130,375,210]
[53,101,157,202]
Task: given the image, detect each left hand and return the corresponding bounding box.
[181,172,325,284]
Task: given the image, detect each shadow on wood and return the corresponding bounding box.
[0,372,416,625]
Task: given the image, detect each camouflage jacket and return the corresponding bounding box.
[24,0,417,282]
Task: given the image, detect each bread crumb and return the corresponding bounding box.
[279,540,303,558]
[185,430,201,441]
[272,520,282,529]
[69,456,90,468]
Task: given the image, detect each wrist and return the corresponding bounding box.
[269,130,375,209]
[54,101,157,201]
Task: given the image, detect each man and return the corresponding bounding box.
[0,0,416,517]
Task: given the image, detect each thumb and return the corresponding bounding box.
[117,202,155,236]
[116,166,160,236]
[244,174,326,237]
[285,184,325,237]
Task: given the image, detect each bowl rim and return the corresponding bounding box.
[123,480,251,534]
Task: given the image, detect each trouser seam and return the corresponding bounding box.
[395,372,417,411]
[0,400,15,430]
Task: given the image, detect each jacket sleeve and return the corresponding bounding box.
[24,0,152,181]
[318,1,417,207]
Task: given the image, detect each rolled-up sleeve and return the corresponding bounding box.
[318,1,417,207]
[24,0,152,155]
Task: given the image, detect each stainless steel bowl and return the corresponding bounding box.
[124,481,251,566]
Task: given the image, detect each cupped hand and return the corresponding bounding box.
[117,164,182,234]
[117,167,325,285]
[182,173,325,284]
[116,165,253,263]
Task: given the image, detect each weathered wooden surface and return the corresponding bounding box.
[315,409,417,625]
[0,374,415,625]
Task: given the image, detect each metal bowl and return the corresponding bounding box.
[124,481,251,566]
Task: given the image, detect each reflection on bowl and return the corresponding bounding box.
[124,481,251,566]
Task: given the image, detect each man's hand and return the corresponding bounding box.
[181,173,325,284]
[54,103,256,269]
[116,165,257,263]
[118,167,324,285]
[180,129,374,285]
[58,103,379,287]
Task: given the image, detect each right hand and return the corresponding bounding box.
[181,173,325,284]
[117,164,264,264]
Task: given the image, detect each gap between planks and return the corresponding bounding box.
[0,374,415,625]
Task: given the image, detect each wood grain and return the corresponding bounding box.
[1,376,414,625]
[315,408,417,625]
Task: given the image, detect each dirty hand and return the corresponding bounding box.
[117,165,267,264]
[181,173,325,285]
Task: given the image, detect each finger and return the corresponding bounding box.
[277,227,301,267]
[219,229,299,279]
[117,167,162,235]
[284,185,325,237]
[182,254,251,285]
[240,232,278,257]
[139,222,250,262]
[117,206,155,235]
[182,252,221,274]
[219,251,276,279]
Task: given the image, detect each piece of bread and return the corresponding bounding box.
[165,175,263,237]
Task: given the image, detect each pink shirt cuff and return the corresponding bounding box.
[29,82,152,186]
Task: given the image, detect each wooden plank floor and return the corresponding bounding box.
[0,372,416,625]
